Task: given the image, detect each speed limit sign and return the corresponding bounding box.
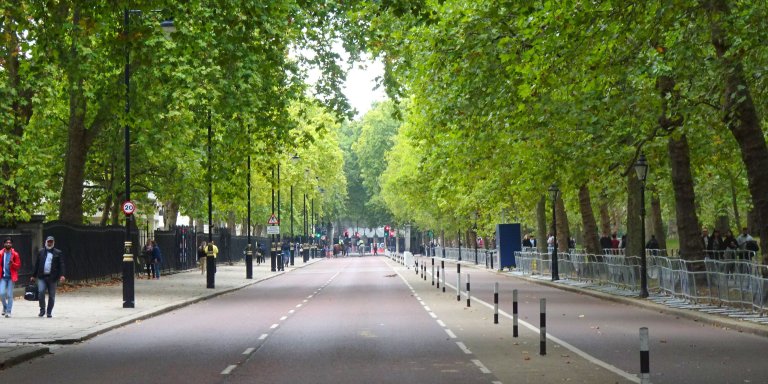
[122,200,136,215]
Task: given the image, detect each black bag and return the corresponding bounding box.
[24,283,38,301]
[746,240,759,252]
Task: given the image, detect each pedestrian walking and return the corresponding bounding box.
[197,241,208,275]
[280,239,290,270]
[151,239,162,279]
[0,238,21,317]
[31,236,66,318]
[142,240,153,279]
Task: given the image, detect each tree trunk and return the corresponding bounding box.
[578,184,600,254]
[60,82,89,224]
[536,196,547,253]
[706,0,768,261]
[556,194,570,252]
[165,201,179,230]
[599,190,611,236]
[669,135,703,260]
[727,169,741,230]
[650,192,666,250]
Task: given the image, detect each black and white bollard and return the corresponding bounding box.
[437,262,441,289]
[512,289,519,337]
[466,274,471,307]
[457,271,461,302]
[640,327,650,384]
[540,298,546,355]
[441,260,446,292]
[423,263,427,281]
[431,258,435,286]
[415,259,419,275]
[493,282,499,324]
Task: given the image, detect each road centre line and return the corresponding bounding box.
[456,342,472,354]
[471,359,491,374]
[221,365,237,375]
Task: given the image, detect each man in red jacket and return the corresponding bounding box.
[0,238,21,317]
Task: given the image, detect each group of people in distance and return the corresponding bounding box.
[701,227,759,256]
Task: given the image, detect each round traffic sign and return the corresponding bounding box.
[122,200,136,215]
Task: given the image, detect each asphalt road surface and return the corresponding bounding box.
[3,256,763,383]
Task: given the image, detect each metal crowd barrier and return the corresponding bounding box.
[515,250,768,313]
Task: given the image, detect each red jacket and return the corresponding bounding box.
[1,248,21,282]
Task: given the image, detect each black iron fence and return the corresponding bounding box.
[1,220,277,283]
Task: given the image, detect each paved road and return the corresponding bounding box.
[2,255,764,383]
[417,256,768,384]
[0,257,633,383]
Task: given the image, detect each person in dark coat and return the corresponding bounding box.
[31,236,66,318]
[151,240,162,279]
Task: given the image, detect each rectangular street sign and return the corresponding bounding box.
[267,225,280,235]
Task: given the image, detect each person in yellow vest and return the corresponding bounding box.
[206,241,219,274]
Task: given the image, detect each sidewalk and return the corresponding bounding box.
[0,259,321,370]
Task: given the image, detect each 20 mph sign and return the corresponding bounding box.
[122,200,136,215]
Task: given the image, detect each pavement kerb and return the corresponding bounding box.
[416,256,768,339]
[0,345,50,370]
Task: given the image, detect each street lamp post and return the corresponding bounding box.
[289,154,299,266]
[472,211,478,265]
[277,163,283,271]
[635,154,650,298]
[548,184,561,281]
[122,10,174,308]
[206,109,215,289]
[271,166,277,272]
[245,129,252,279]
[311,197,315,259]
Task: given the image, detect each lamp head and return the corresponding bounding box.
[635,153,649,183]
[548,183,560,201]
[160,19,176,39]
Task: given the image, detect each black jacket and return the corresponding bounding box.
[32,247,66,280]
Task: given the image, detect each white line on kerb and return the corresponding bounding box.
[259,334,268,340]
[242,348,255,355]
[471,359,491,374]
[456,342,472,354]
[221,365,237,375]
[445,329,457,338]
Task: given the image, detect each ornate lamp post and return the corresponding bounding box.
[635,154,650,298]
[548,184,561,281]
[472,211,478,264]
[122,10,175,307]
